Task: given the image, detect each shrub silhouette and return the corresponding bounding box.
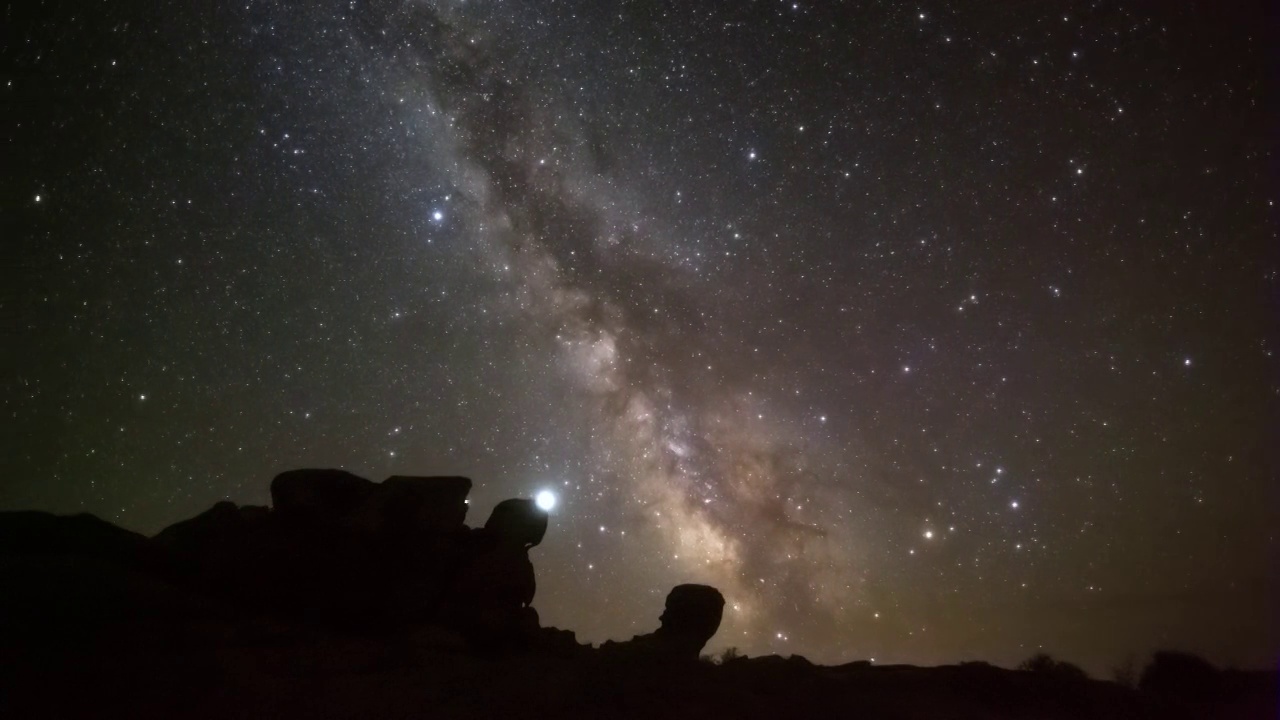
[703,646,744,664]
[1139,651,1221,700]
[1110,655,1138,689]
[1017,653,1089,682]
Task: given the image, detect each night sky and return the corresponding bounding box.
[5,1,1276,675]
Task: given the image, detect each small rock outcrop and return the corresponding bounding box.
[602,583,726,661]
[657,583,726,651]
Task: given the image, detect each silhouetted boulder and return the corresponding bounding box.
[603,584,726,661]
[448,500,548,647]
[658,584,725,646]
[270,468,375,527]
[458,534,537,607]
[151,501,283,607]
[351,475,471,537]
[270,469,472,538]
[154,501,271,554]
[483,498,547,548]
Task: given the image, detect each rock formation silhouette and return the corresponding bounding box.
[451,497,544,647]
[152,469,549,640]
[2,468,1274,720]
[602,584,726,661]
[271,469,472,537]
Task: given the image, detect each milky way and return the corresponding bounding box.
[385,3,873,652]
[7,1,1275,673]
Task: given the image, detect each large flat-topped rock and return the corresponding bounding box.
[271,468,374,525]
[271,469,472,535]
[382,475,471,500]
[362,475,472,534]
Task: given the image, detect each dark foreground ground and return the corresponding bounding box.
[4,607,1274,720]
[5,543,1274,719]
[3,478,1275,719]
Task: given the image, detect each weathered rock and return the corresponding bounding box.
[154,501,271,551]
[456,536,537,606]
[535,625,587,656]
[447,500,548,647]
[270,469,472,539]
[5,474,562,653]
[346,475,471,538]
[152,501,283,607]
[657,583,725,648]
[483,498,548,548]
[270,468,374,527]
[602,584,726,662]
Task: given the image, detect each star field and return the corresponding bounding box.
[5,1,1276,675]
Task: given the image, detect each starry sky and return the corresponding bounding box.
[5,1,1276,675]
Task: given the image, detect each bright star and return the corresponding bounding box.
[431,210,444,222]
[535,490,557,511]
